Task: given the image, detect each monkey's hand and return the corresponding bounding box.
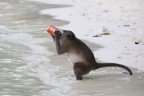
[54,30,60,38]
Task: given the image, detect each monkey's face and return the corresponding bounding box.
[60,30,76,41]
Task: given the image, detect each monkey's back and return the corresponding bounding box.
[68,38,96,65]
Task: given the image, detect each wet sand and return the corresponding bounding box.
[0,0,144,96]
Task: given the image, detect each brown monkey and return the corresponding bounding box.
[52,30,132,80]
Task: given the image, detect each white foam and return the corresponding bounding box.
[2,59,12,63]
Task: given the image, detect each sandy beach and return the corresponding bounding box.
[0,0,144,96]
[37,0,144,71]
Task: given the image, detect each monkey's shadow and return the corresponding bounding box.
[83,40,103,51]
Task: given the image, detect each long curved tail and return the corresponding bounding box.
[94,63,132,75]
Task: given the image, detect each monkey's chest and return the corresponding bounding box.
[67,53,84,64]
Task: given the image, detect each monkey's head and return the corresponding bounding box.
[60,30,76,41]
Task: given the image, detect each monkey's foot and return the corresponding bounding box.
[76,76,83,80]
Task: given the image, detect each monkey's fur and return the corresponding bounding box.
[52,30,132,80]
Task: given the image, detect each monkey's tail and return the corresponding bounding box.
[94,63,132,75]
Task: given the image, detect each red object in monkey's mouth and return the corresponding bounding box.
[47,25,61,36]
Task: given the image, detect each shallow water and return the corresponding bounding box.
[0,0,144,96]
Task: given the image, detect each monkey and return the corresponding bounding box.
[52,30,132,80]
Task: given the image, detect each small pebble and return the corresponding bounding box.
[135,42,139,44]
[123,25,130,27]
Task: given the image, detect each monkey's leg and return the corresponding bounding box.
[73,63,90,80]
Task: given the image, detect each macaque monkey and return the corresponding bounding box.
[52,30,132,80]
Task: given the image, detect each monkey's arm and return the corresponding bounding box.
[51,35,55,42]
[54,31,65,55]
